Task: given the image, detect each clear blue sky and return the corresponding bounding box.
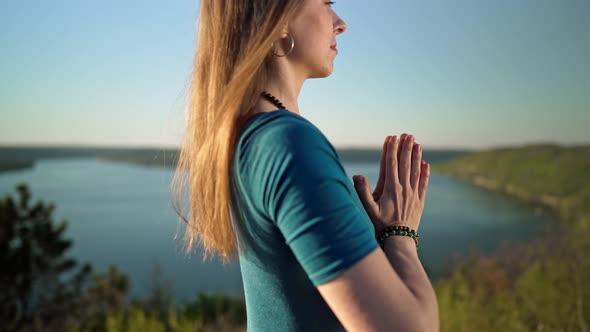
[1,0,588,150]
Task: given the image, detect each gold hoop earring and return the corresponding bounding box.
[271,33,295,57]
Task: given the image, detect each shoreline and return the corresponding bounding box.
[0,146,469,174]
[432,170,563,223]
[430,144,589,228]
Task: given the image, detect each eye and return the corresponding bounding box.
[326,1,335,7]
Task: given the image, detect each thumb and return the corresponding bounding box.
[353,175,379,219]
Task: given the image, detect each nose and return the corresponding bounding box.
[334,15,347,35]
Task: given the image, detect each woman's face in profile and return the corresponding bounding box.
[287,0,347,78]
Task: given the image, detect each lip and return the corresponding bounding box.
[330,45,338,53]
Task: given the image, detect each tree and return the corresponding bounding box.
[0,183,92,331]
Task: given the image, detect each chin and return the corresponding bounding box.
[310,64,334,78]
[322,66,334,78]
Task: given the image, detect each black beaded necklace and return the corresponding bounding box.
[261,91,287,110]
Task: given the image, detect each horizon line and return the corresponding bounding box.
[0,141,585,152]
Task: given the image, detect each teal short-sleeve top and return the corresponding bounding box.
[230,109,379,331]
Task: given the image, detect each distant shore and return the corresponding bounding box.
[431,143,590,227]
[0,145,469,174]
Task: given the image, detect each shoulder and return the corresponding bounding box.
[237,111,337,160]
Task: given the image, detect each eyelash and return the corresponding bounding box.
[326,1,335,7]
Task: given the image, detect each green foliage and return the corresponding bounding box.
[183,291,247,327]
[436,228,590,331]
[0,183,93,331]
[67,305,204,332]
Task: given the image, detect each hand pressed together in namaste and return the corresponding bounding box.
[353,133,430,235]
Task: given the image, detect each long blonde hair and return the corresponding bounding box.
[170,0,303,265]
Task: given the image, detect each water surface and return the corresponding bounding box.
[0,158,552,301]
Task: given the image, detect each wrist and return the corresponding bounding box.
[382,235,416,251]
[375,224,420,249]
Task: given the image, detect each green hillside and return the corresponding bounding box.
[431,143,590,228]
[432,143,590,331]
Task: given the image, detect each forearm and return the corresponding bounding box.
[383,236,439,331]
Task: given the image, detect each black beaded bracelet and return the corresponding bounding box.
[376,225,420,249]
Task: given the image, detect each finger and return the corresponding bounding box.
[373,136,390,200]
[397,134,408,184]
[353,175,378,219]
[399,135,414,186]
[385,136,401,193]
[410,143,422,190]
[397,133,407,164]
[418,161,430,201]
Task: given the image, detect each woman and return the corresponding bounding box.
[171,0,439,330]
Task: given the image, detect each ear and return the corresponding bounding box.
[281,21,289,37]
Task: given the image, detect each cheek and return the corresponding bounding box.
[295,19,330,52]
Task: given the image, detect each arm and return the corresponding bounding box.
[317,238,439,332]
[382,236,439,330]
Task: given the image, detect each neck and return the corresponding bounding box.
[255,61,305,116]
